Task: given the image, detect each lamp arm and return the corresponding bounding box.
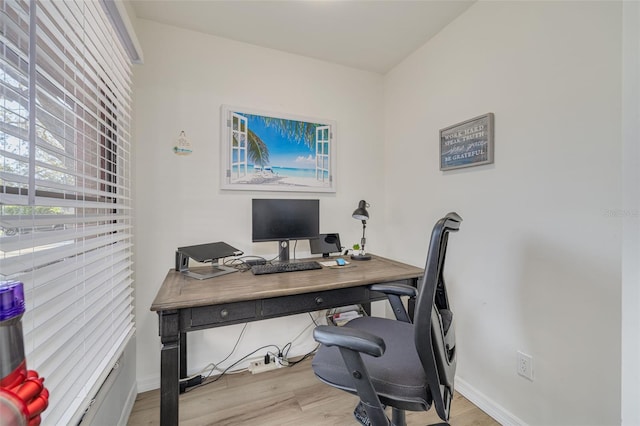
[360,221,367,253]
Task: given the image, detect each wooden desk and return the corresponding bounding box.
[150,255,423,426]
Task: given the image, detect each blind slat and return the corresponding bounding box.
[16,241,132,299]
[0,212,132,227]
[0,231,131,276]
[22,257,132,329]
[1,223,130,252]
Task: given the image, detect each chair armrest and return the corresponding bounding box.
[369,283,417,323]
[314,325,390,425]
[313,325,385,357]
[369,283,417,297]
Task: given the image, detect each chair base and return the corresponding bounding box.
[354,401,374,425]
[353,403,448,426]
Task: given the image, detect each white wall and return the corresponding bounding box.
[133,19,386,390]
[621,1,640,424]
[383,2,623,425]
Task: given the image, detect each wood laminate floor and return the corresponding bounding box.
[127,359,498,426]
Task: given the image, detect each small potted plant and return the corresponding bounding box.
[351,242,371,260]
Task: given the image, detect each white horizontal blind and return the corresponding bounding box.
[0,0,134,424]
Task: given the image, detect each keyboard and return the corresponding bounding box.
[251,261,323,275]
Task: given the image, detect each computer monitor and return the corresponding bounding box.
[252,198,320,262]
[310,233,342,258]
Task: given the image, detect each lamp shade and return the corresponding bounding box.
[352,200,369,221]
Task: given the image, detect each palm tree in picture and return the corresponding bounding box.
[246,129,270,169]
[243,114,321,165]
[237,113,325,180]
[257,115,319,150]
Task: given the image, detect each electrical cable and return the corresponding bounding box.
[308,311,320,326]
[180,323,248,385]
[222,258,250,272]
[265,252,281,264]
[186,310,326,391]
[281,342,292,360]
[281,311,323,361]
[280,344,320,367]
[213,323,249,368]
[223,256,270,272]
[187,343,282,392]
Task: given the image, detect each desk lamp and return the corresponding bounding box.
[351,200,371,261]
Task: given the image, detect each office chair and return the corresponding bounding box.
[312,212,462,426]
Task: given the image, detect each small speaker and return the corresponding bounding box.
[310,233,342,258]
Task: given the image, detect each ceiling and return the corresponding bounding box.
[129,0,475,74]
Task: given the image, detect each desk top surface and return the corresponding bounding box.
[151,255,423,312]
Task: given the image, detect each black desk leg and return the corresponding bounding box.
[361,302,371,316]
[159,310,180,426]
[180,332,187,380]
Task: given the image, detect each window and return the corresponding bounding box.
[0,0,134,424]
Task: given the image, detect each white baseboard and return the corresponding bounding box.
[119,380,138,426]
[455,376,526,426]
[137,375,160,393]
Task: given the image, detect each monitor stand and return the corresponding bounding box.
[175,248,239,280]
[182,264,237,280]
[278,240,290,263]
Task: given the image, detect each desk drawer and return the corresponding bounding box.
[190,301,256,327]
[261,287,367,317]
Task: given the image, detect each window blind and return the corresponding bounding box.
[0,0,134,424]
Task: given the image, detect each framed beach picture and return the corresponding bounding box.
[220,105,337,192]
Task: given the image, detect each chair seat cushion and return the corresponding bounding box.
[311,316,430,411]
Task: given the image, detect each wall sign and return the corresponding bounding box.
[173,131,193,155]
[440,113,494,171]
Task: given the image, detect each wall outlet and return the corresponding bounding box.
[517,351,534,381]
[247,356,279,374]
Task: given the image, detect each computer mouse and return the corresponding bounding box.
[336,258,346,266]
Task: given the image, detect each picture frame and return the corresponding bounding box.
[440,113,494,171]
[220,105,337,193]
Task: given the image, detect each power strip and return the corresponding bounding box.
[247,356,281,374]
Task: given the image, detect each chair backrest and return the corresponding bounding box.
[413,212,462,421]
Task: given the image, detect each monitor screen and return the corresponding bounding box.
[252,199,320,242]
